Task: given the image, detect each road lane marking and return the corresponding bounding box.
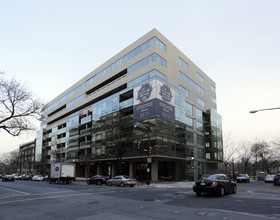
[0,186,30,195]
[0,191,105,205]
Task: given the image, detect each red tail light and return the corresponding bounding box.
[212,182,218,185]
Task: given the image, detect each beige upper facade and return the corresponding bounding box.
[42,28,217,129]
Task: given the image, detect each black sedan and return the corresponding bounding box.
[2,175,15,182]
[193,174,237,196]
[86,175,109,185]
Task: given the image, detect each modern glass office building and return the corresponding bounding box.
[35,29,223,181]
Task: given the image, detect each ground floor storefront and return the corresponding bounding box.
[72,157,219,182]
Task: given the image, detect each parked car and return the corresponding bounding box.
[87,175,109,185]
[21,174,33,181]
[2,175,15,182]
[32,175,44,181]
[42,175,49,182]
[107,175,137,187]
[193,174,237,197]
[236,174,250,183]
[264,174,275,183]
[258,172,266,181]
[198,174,211,180]
[273,174,280,186]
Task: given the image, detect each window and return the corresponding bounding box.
[128,53,166,74]
[195,108,203,121]
[197,135,204,146]
[196,121,203,132]
[179,57,188,71]
[196,72,204,83]
[211,96,216,104]
[179,72,205,95]
[211,85,216,93]
[197,97,205,107]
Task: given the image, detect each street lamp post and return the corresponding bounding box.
[249,107,280,114]
[232,157,235,180]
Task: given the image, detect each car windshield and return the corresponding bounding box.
[238,174,246,177]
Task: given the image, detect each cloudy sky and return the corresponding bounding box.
[1,0,280,155]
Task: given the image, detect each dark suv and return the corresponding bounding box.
[274,174,280,186]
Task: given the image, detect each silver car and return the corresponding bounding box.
[107,175,137,187]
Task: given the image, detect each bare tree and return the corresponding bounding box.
[0,76,44,136]
[237,142,252,174]
[251,140,279,173]
[95,112,133,175]
[0,150,21,174]
[222,131,237,174]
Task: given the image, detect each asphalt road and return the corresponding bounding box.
[0,180,280,220]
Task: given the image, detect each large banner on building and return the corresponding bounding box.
[133,79,175,122]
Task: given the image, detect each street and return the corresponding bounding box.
[0,180,280,220]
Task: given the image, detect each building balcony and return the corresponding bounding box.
[80,128,92,137]
[80,141,91,149]
[81,115,92,125]
[68,141,79,148]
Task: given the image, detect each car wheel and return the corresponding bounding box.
[219,187,225,196]
[86,180,90,185]
[107,181,111,186]
[196,192,201,196]
[120,182,125,187]
[232,185,237,194]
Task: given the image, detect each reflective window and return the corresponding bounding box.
[67,94,85,108]
[197,97,205,107]
[179,57,188,71]
[179,85,189,97]
[128,46,142,60]
[211,96,216,104]
[128,69,166,88]
[195,108,203,121]
[128,53,166,74]
[211,85,216,93]
[196,72,204,83]
[197,135,204,146]
[196,121,203,132]
[179,72,204,95]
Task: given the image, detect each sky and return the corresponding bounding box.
[1,0,280,156]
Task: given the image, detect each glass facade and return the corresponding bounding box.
[34,30,222,182]
[179,71,205,95]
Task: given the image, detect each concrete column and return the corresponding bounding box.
[151,159,158,181]
[96,164,101,175]
[111,164,116,178]
[129,162,134,177]
[85,164,90,178]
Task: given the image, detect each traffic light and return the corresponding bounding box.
[137,140,142,149]
[149,146,152,155]
[189,160,193,166]
[191,151,194,160]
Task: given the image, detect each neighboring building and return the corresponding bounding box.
[35,29,223,181]
[19,140,36,175]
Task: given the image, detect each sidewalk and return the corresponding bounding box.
[74,177,194,188]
